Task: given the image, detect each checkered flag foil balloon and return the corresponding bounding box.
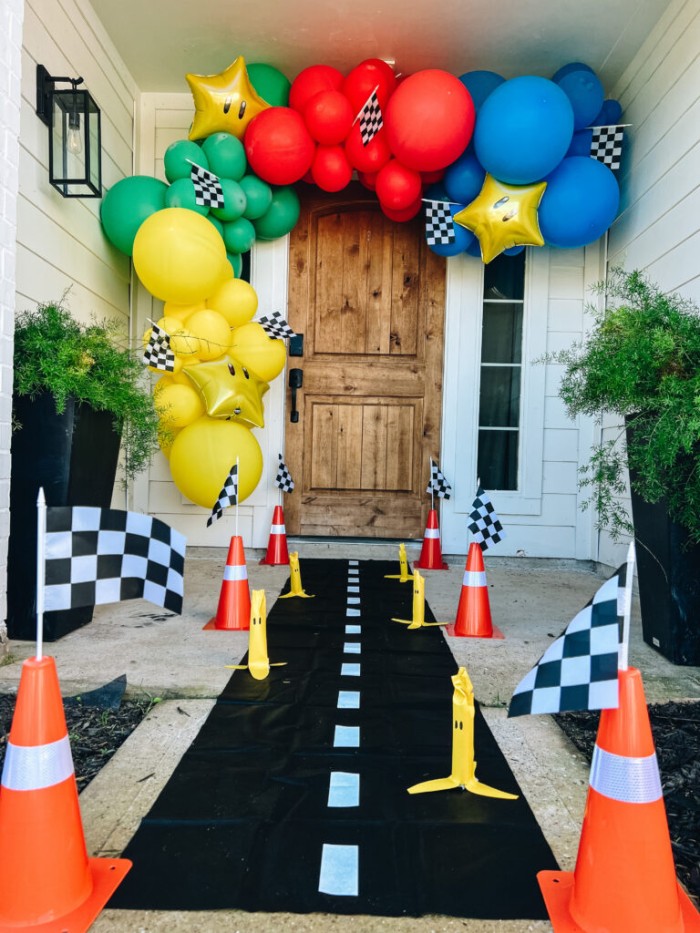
[190,163,225,209]
[208,462,238,526]
[275,454,295,493]
[426,459,451,499]
[358,88,383,146]
[468,485,505,549]
[590,125,624,171]
[43,506,186,614]
[508,565,627,717]
[424,200,456,246]
[258,312,296,340]
[143,323,175,373]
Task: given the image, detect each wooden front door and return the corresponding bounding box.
[285,183,446,538]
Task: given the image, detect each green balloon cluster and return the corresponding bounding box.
[100,130,300,273]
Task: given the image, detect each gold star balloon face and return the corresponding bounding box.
[183,355,269,427]
[186,57,271,141]
[453,174,547,264]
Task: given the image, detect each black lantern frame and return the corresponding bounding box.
[35,64,102,198]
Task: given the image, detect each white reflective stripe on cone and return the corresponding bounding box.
[270,524,286,534]
[589,744,663,804]
[223,565,248,581]
[423,528,440,539]
[2,735,74,791]
[463,570,487,587]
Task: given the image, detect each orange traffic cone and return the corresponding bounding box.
[446,542,504,639]
[259,505,290,566]
[414,509,449,570]
[0,655,131,931]
[538,666,700,932]
[204,535,251,630]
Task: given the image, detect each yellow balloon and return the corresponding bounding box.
[158,425,180,459]
[229,322,286,381]
[154,382,205,429]
[206,278,258,327]
[185,309,232,361]
[164,300,206,321]
[169,327,201,358]
[186,57,270,141]
[169,417,263,507]
[133,208,230,303]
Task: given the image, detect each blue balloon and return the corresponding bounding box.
[458,70,505,111]
[427,204,475,257]
[552,62,595,83]
[503,245,525,256]
[444,151,486,205]
[567,129,593,156]
[539,156,620,249]
[474,76,574,185]
[556,70,604,130]
[593,99,623,126]
[465,236,483,258]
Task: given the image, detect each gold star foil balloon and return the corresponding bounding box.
[183,355,269,427]
[186,57,271,141]
[454,174,547,264]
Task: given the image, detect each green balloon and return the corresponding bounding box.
[208,215,224,237]
[201,133,247,181]
[164,177,209,216]
[223,217,256,254]
[248,63,291,107]
[100,175,168,256]
[163,139,208,183]
[227,251,243,277]
[210,178,247,222]
[240,175,273,220]
[253,186,301,240]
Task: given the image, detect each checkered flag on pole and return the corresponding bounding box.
[590,125,625,171]
[190,162,225,209]
[508,564,628,717]
[424,200,456,246]
[143,323,175,373]
[357,87,383,146]
[468,485,505,549]
[275,454,295,493]
[426,458,451,499]
[208,462,238,527]
[43,506,186,615]
[258,312,297,340]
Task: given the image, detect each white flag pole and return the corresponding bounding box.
[235,457,240,541]
[36,487,47,661]
[618,540,636,671]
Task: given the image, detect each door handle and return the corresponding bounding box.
[289,368,303,423]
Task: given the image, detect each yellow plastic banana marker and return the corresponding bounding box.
[384,542,414,582]
[278,551,314,599]
[392,570,447,629]
[226,589,286,680]
[408,667,518,799]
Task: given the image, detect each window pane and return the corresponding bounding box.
[479,367,521,427]
[483,251,525,300]
[481,303,523,363]
[478,431,519,490]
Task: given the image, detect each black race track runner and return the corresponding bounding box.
[110,558,558,918]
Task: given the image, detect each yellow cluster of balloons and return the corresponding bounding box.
[139,244,287,509]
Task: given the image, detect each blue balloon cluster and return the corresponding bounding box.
[428,62,622,262]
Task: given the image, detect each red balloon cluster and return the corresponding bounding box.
[243,59,476,222]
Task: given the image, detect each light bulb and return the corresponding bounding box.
[67,112,82,155]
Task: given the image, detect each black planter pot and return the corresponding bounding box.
[6,394,121,642]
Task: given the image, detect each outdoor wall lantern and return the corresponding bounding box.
[35,64,102,198]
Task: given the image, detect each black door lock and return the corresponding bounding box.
[289,368,303,423]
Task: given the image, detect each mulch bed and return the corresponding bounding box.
[555,701,700,905]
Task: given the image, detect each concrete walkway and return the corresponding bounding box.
[2,541,699,933]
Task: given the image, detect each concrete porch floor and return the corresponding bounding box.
[1,540,699,933]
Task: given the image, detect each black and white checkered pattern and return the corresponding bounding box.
[275,454,295,493]
[424,200,456,246]
[358,88,383,146]
[508,565,627,717]
[142,323,175,372]
[468,486,505,549]
[426,458,451,499]
[44,506,186,615]
[190,163,225,209]
[208,462,238,526]
[590,125,624,171]
[258,312,296,340]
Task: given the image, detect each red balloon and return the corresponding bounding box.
[421,169,445,184]
[342,58,397,113]
[385,70,475,172]
[375,159,422,211]
[381,196,423,222]
[245,107,315,185]
[289,64,344,113]
[304,90,354,145]
[311,145,353,192]
[358,171,378,191]
[344,123,391,173]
